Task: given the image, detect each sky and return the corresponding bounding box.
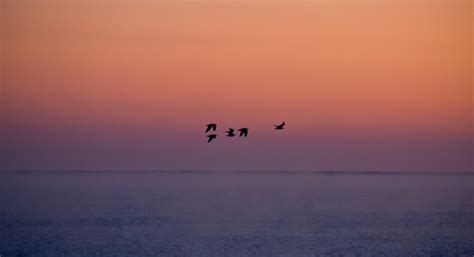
[1,0,472,172]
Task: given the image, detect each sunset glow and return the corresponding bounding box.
[1,0,472,171]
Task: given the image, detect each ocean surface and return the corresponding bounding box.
[0,171,473,257]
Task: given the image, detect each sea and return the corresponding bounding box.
[0,171,473,257]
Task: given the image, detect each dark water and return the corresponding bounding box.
[0,171,473,257]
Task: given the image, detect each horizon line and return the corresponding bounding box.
[1,170,473,175]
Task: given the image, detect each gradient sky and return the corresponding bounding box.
[1,0,472,172]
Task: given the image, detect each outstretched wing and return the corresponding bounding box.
[275,121,285,127]
[207,134,217,142]
[205,123,216,133]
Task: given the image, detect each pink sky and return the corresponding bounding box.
[1,0,472,171]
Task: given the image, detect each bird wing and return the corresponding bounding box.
[207,135,216,142]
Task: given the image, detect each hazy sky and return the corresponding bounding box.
[1,0,472,172]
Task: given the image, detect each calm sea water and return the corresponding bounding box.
[0,171,473,257]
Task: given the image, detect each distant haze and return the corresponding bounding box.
[1,0,472,172]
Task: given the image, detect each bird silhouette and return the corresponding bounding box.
[205,123,217,133]
[225,128,236,137]
[274,121,285,130]
[207,134,217,143]
[238,128,248,137]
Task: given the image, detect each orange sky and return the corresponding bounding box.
[1,0,472,171]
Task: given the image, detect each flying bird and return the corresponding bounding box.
[225,128,236,137]
[207,134,217,143]
[274,122,285,130]
[205,123,217,133]
[238,128,249,137]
